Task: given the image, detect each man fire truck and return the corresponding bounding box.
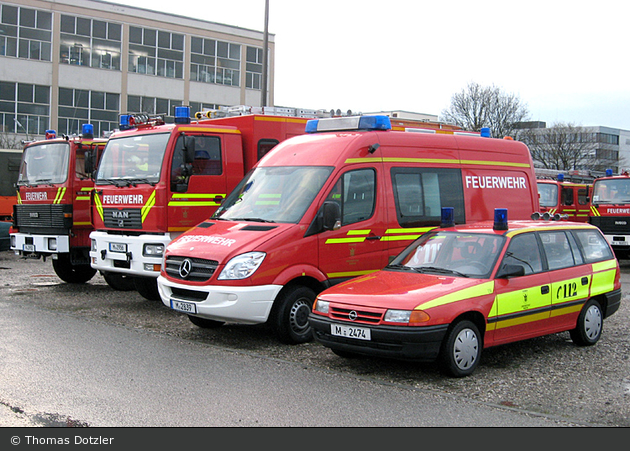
[536,169,593,222]
[589,169,630,259]
[0,148,21,221]
[10,125,107,283]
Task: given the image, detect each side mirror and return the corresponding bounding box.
[496,264,526,279]
[183,135,195,164]
[85,150,94,176]
[322,201,341,231]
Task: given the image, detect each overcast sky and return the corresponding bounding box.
[110,0,630,130]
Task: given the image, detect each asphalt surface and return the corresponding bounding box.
[0,250,629,427]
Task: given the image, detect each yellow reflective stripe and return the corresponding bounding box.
[381,227,436,242]
[17,192,22,204]
[177,126,241,134]
[326,237,366,244]
[94,190,103,221]
[550,303,583,318]
[75,196,90,201]
[168,193,225,206]
[327,269,379,278]
[254,116,309,124]
[53,187,66,204]
[344,157,531,168]
[593,259,617,272]
[419,281,494,311]
[590,206,600,216]
[73,221,91,226]
[492,310,549,330]
[347,230,370,235]
[168,201,222,207]
[504,224,592,238]
[141,190,156,222]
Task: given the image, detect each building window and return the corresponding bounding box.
[190,36,240,86]
[59,15,121,69]
[189,101,221,117]
[58,87,119,137]
[245,46,263,90]
[0,4,51,61]
[0,81,49,135]
[127,95,182,121]
[129,26,183,78]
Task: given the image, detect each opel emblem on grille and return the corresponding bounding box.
[179,258,193,279]
[348,310,358,321]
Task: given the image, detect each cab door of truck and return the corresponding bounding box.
[317,164,388,284]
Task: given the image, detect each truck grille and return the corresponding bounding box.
[165,255,218,282]
[589,216,630,234]
[14,204,72,231]
[102,208,143,229]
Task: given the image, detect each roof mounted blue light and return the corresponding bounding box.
[174,106,191,124]
[480,127,491,138]
[82,123,94,139]
[557,173,564,182]
[45,129,56,139]
[493,208,508,231]
[119,114,133,130]
[440,207,455,228]
[606,168,613,177]
[305,115,392,133]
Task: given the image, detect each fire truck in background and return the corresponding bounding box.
[589,169,630,259]
[10,126,107,283]
[89,105,470,300]
[0,148,21,221]
[535,168,593,222]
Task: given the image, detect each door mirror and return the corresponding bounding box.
[84,150,94,176]
[496,264,526,279]
[322,201,341,231]
[182,135,195,164]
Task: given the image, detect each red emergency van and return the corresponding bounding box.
[309,211,621,377]
[157,115,541,344]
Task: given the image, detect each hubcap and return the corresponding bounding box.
[584,305,602,340]
[289,298,311,334]
[453,328,479,370]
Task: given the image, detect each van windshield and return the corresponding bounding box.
[213,166,333,223]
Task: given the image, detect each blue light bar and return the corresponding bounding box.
[174,106,191,124]
[82,123,94,138]
[440,207,455,228]
[45,129,56,139]
[494,208,508,230]
[557,173,564,182]
[480,127,491,138]
[305,115,392,133]
[606,169,613,177]
[119,114,133,130]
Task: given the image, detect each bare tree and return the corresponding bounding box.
[0,131,25,150]
[440,82,530,138]
[520,122,600,171]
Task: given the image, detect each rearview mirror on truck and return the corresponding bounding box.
[322,201,341,231]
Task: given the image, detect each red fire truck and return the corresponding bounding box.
[10,126,107,283]
[536,169,593,222]
[157,115,541,344]
[88,106,316,300]
[588,169,630,259]
[0,148,21,221]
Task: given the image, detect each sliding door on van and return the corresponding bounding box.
[317,166,388,284]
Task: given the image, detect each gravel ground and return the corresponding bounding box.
[1,250,629,427]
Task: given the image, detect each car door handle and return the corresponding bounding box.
[582,277,589,285]
[541,285,550,294]
[366,236,381,240]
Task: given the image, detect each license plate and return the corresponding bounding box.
[170,299,197,314]
[110,242,127,253]
[331,323,371,340]
[23,244,35,252]
[612,241,629,246]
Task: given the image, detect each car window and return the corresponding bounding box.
[540,231,575,270]
[501,233,543,275]
[572,229,614,263]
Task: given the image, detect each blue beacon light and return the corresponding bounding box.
[82,123,94,139]
[494,208,508,230]
[606,169,613,177]
[175,106,191,124]
[441,207,455,228]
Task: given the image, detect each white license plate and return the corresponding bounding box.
[331,323,371,340]
[612,241,629,246]
[110,242,127,253]
[23,244,35,252]
[170,299,197,314]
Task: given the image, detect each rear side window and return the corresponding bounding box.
[572,229,614,263]
[392,167,464,228]
[540,231,580,270]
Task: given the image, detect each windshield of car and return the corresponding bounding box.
[213,166,333,223]
[17,142,70,186]
[387,231,506,278]
[95,133,169,185]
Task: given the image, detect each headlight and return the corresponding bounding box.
[91,239,96,252]
[218,252,266,280]
[314,298,329,314]
[143,243,165,257]
[47,238,57,251]
[384,309,430,324]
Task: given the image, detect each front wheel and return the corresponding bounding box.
[102,272,135,291]
[570,299,603,346]
[133,277,161,301]
[52,255,96,284]
[188,315,225,329]
[438,320,482,377]
[270,285,316,344]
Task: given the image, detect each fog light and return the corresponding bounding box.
[91,239,96,252]
[48,238,57,251]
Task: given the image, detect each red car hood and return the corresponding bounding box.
[166,220,292,262]
[319,269,491,311]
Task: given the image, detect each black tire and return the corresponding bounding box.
[133,277,161,301]
[570,299,603,346]
[270,285,316,344]
[188,315,225,329]
[52,254,96,284]
[438,320,482,377]
[102,272,136,291]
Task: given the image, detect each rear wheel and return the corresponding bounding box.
[133,277,161,301]
[52,254,96,284]
[188,315,225,329]
[270,285,316,344]
[102,272,135,291]
[438,320,482,377]
[570,299,603,346]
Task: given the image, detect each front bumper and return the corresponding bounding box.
[309,313,449,362]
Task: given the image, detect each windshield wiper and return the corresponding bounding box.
[414,266,469,278]
[385,264,415,271]
[229,217,276,223]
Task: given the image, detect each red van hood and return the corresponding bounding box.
[166,220,292,261]
[319,269,491,311]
